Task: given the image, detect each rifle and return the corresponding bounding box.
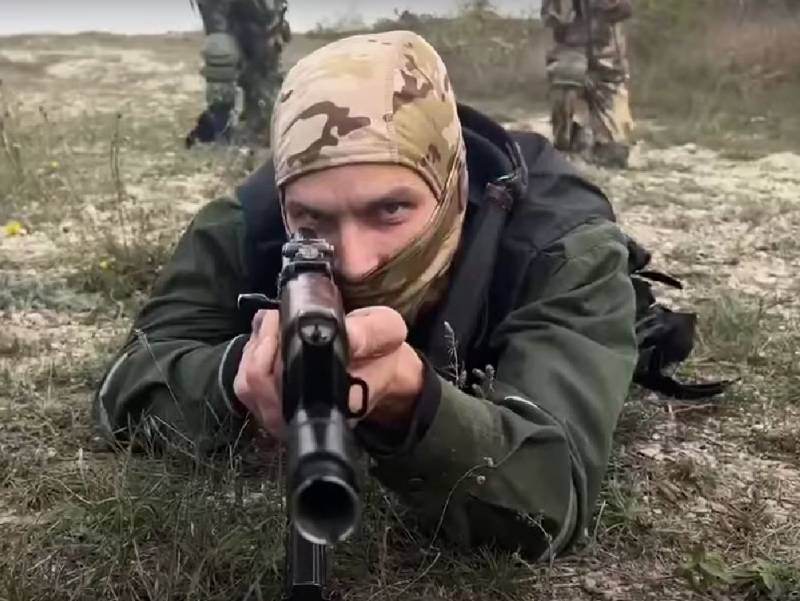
[240,231,368,601]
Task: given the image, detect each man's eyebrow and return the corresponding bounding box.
[285,186,420,215]
[283,198,328,216]
[368,186,418,205]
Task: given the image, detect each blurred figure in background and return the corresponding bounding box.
[186,0,291,148]
[541,0,634,168]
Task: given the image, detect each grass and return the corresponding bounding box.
[1,88,247,312]
[0,93,115,225]
[306,1,800,155]
[0,273,102,313]
[0,456,288,601]
[1,7,800,601]
[0,442,560,601]
[308,4,547,113]
[627,2,800,155]
[679,548,800,600]
[695,293,771,365]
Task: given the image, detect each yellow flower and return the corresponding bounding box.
[3,220,27,237]
[50,161,60,170]
[98,257,116,271]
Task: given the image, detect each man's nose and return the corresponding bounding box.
[335,223,380,281]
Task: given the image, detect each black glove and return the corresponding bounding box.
[185,107,233,149]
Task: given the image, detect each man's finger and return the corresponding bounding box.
[346,306,407,359]
[251,309,270,335]
[251,310,281,375]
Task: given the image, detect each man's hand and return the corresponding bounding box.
[233,310,285,438]
[345,306,424,426]
[233,306,424,439]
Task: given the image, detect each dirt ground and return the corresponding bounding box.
[1,32,798,601]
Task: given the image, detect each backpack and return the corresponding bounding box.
[415,104,729,402]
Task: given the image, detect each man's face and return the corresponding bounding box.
[283,164,438,282]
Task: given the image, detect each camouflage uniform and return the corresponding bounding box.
[194,0,291,143]
[94,32,637,560]
[542,0,634,167]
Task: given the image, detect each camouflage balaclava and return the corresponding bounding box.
[270,30,468,323]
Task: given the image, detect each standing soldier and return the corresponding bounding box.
[186,0,291,148]
[541,0,634,168]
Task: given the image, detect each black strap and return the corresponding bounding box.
[634,270,684,290]
[236,161,287,299]
[424,124,527,373]
[633,305,732,402]
[634,371,732,402]
[635,306,696,365]
[425,181,516,373]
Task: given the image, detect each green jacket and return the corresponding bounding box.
[93,112,637,561]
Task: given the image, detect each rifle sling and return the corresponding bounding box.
[425,179,514,375]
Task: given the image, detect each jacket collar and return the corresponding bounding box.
[458,103,528,207]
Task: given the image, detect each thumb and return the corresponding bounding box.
[346,306,407,359]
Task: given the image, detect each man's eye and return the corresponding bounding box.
[377,202,410,220]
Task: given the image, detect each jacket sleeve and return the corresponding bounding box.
[368,220,637,560]
[92,197,253,452]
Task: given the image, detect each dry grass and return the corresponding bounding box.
[629,2,800,154]
[308,5,549,115]
[1,10,800,601]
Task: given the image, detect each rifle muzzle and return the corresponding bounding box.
[288,411,360,546]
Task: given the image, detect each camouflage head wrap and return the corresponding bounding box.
[270,30,467,323]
